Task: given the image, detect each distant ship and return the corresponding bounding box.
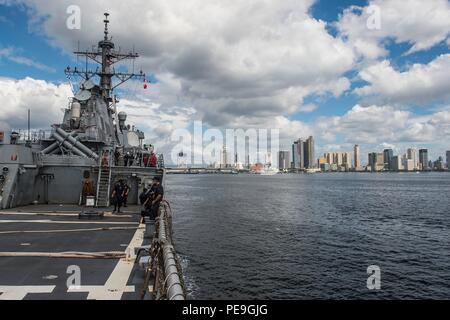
[250,163,279,175]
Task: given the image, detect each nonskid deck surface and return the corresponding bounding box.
[0,205,153,300]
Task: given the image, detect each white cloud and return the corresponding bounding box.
[355,54,450,104]
[0,77,72,129]
[337,0,450,59]
[14,0,355,129]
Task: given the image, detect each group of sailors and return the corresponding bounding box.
[139,177,164,224]
[109,176,164,223]
[111,180,130,213]
[112,149,158,168]
[124,151,158,168]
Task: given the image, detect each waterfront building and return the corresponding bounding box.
[368,153,376,172]
[392,156,403,171]
[368,152,384,172]
[407,148,419,170]
[447,151,450,169]
[405,159,415,172]
[354,145,361,170]
[292,139,305,169]
[304,136,315,169]
[278,151,291,170]
[344,152,352,170]
[419,149,429,171]
[325,152,333,165]
[433,157,445,171]
[383,149,394,171]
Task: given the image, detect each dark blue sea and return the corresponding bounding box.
[165,173,450,300]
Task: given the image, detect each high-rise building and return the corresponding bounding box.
[368,153,376,171]
[354,145,361,170]
[405,159,415,172]
[292,139,304,169]
[368,152,384,171]
[304,136,315,169]
[221,146,229,169]
[407,148,419,170]
[278,151,291,170]
[383,149,394,171]
[392,156,403,171]
[446,151,450,169]
[419,149,429,171]
[434,156,445,171]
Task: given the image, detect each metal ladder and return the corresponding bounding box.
[96,156,112,208]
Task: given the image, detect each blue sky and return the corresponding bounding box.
[1,0,450,162]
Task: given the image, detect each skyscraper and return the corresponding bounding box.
[383,149,394,171]
[278,151,291,170]
[368,153,377,172]
[419,149,429,171]
[368,152,384,171]
[292,139,304,169]
[304,136,315,169]
[407,148,419,170]
[392,156,403,171]
[354,145,361,170]
[446,151,450,169]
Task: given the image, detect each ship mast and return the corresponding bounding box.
[65,13,145,103]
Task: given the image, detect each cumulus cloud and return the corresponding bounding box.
[0,77,72,129]
[355,54,450,105]
[337,0,450,59]
[13,0,355,130]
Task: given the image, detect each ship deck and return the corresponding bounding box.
[0,204,153,300]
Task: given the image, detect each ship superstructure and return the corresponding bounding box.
[0,13,163,209]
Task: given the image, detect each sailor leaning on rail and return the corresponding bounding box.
[140,176,164,224]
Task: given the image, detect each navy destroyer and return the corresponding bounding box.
[0,13,185,300]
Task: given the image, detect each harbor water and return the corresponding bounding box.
[166,173,450,300]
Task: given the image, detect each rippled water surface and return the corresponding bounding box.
[165,173,450,300]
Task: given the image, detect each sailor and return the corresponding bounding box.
[139,186,149,205]
[150,152,158,168]
[122,181,130,207]
[124,152,131,167]
[102,150,110,167]
[140,182,155,223]
[140,177,163,223]
[114,148,121,166]
[111,180,125,213]
[129,152,134,167]
[143,153,150,167]
[81,178,95,204]
[147,177,164,222]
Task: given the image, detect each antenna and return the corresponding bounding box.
[65,13,145,103]
[103,12,110,40]
[27,109,31,142]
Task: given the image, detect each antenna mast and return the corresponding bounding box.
[65,13,145,103]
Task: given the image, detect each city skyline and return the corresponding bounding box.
[280,136,450,172]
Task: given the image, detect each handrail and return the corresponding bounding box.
[151,201,186,300]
